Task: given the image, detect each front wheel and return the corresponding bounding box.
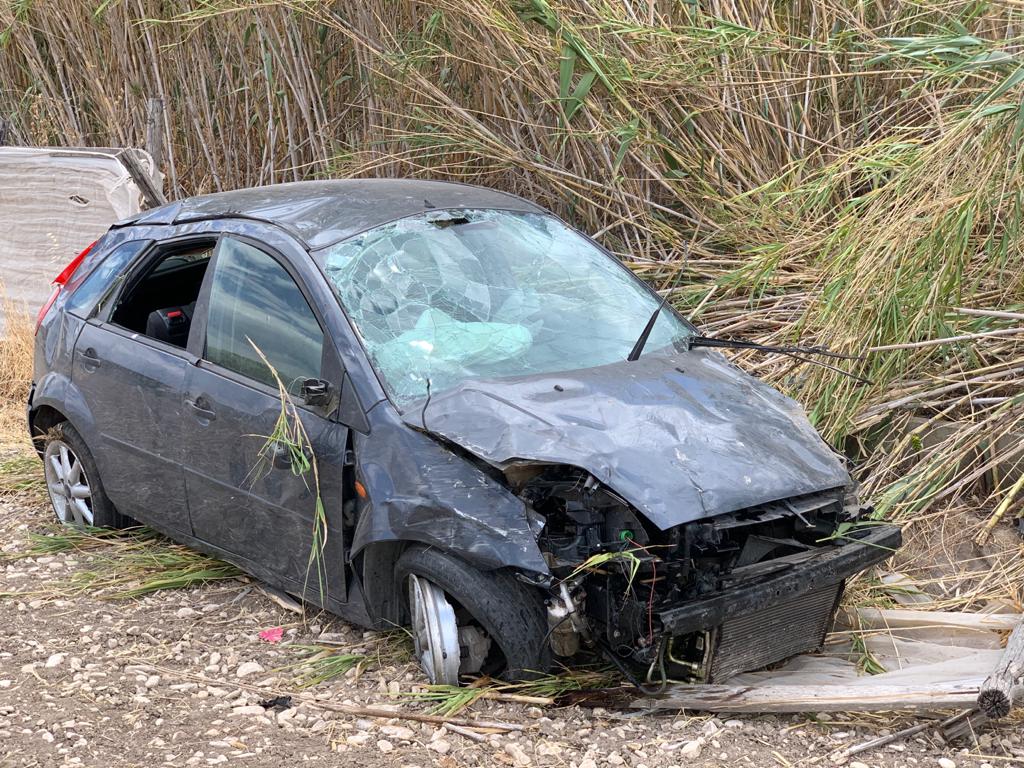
[395,545,551,685]
[42,422,129,529]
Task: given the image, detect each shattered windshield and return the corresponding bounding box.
[320,209,691,404]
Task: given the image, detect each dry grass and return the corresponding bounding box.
[0,288,33,403]
[0,0,1021,609]
[0,288,34,450]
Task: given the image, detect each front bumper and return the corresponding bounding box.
[658,524,901,636]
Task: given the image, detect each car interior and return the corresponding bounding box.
[109,241,215,348]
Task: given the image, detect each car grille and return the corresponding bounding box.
[708,580,843,682]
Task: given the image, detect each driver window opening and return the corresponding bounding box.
[109,241,215,349]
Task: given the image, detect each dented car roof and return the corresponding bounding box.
[118,179,543,250]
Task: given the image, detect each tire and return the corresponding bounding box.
[396,545,552,682]
[42,422,131,529]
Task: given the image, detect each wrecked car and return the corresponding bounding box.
[29,179,901,687]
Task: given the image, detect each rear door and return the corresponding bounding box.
[70,237,214,535]
[181,234,349,604]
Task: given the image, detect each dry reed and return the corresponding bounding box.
[0,287,33,404]
[0,0,1022,607]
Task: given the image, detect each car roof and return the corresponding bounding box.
[116,178,545,250]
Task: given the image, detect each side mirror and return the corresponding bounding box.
[300,377,332,407]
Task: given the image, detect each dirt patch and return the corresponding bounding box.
[1,471,1022,768]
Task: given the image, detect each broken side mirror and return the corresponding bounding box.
[300,377,332,407]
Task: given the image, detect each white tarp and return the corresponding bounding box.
[0,147,159,333]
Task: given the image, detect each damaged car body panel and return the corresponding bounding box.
[350,412,549,575]
[30,180,901,690]
[403,349,851,529]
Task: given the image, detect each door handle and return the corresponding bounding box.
[185,397,216,422]
[79,347,101,369]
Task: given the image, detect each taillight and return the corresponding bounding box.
[55,240,96,286]
[35,240,98,335]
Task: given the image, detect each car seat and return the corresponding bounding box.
[145,302,197,348]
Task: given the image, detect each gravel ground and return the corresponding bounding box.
[1,489,1022,768]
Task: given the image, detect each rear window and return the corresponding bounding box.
[65,240,150,318]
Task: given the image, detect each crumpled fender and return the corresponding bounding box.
[349,417,549,575]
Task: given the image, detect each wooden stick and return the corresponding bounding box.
[840,719,935,757]
[311,699,526,731]
[974,471,1024,546]
[939,708,988,742]
[117,148,167,208]
[145,96,165,171]
[445,723,488,742]
[479,691,553,706]
[953,307,1024,322]
[844,707,994,756]
[137,661,527,732]
[631,681,982,713]
[977,618,1024,719]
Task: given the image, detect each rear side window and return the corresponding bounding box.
[65,240,149,318]
[204,238,324,390]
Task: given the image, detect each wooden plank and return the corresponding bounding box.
[631,681,983,713]
[145,97,164,171]
[852,607,1022,632]
[117,148,166,208]
[940,708,988,742]
[977,618,1024,718]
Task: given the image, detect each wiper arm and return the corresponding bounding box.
[627,243,690,363]
[626,297,667,362]
[688,336,871,384]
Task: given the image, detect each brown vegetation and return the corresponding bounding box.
[1,289,32,403]
[0,1,1021,606]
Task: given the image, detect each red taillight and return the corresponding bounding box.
[54,240,97,286]
[35,240,99,335]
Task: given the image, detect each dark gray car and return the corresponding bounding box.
[29,179,900,687]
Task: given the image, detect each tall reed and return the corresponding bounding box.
[2,0,1023,602]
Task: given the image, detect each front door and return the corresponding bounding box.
[181,235,348,605]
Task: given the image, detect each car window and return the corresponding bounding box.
[66,240,150,318]
[320,209,692,404]
[109,242,214,347]
[204,238,324,391]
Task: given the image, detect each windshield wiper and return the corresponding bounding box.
[627,244,690,363]
[687,336,871,384]
[626,297,668,362]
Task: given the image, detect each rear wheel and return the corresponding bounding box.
[42,422,129,529]
[396,545,551,685]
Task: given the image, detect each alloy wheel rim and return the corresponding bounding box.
[408,573,461,685]
[43,440,93,527]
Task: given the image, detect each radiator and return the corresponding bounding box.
[708,581,843,682]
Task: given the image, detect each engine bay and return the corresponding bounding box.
[508,464,866,684]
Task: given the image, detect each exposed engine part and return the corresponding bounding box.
[517,464,866,681]
[458,625,492,675]
[546,582,587,657]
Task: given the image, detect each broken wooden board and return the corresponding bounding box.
[618,609,1014,714]
[630,680,982,713]
[977,617,1024,718]
[851,607,1021,633]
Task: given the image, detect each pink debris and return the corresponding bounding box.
[259,626,284,643]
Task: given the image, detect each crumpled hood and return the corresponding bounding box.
[405,348,850,530]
